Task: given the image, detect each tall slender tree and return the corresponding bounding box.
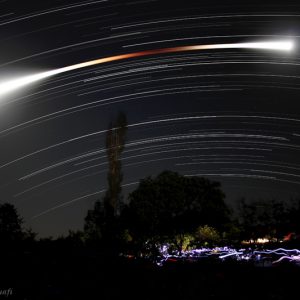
[104,112,128,218]
[84,112,128,242]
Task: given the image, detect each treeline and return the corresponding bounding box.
[84,170,230,254]
[1,170,300,257]
[83,170,300,254]
[237,197,300,243]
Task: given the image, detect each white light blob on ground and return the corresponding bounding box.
[147,246,300,267]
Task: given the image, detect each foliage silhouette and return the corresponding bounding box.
[84,112,128,249]
[237,198,293,242]
[104,111,128,218]
[0,202,23,243]
[125,170,230,250]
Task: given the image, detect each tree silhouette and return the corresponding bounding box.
[84,200,105,242]
[0,203,23,242]
[126,171,230,249]
[84,112,128,244]
[104,112,128,218]
[237,198,293,243]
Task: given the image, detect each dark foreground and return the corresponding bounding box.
[0,248,299,300]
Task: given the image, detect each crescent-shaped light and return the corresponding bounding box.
[0,40,294,98]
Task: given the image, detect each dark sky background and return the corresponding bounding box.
[0,0,300,237]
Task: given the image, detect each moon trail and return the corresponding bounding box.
[0,40,293,98]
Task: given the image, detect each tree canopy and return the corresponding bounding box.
[126,171,230,243]
[0,203,23,242]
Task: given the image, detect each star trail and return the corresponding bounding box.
[0,0,300,237]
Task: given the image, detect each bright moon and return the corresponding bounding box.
[0,40,294,99]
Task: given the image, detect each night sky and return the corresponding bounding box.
[1,0,300,237]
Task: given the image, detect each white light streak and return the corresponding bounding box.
[31,181,139,219]
[0,40,294,98]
